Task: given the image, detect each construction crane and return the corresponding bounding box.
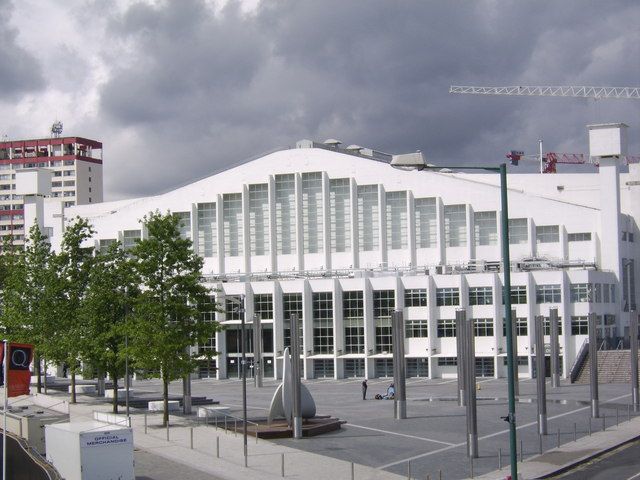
[506,148,639,173]
[449,85,640,99]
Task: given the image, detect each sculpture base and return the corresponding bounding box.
[214,415,345,439]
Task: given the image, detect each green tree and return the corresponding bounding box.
[51,217,96,403]
[81,242,137,413]
[129,211,220,426]
[0,225,56,393]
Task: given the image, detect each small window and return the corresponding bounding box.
[571,316,589,335]
[536,225,559,243]
[473,318,494,337]
[437,319,456,337]
[405,320,428,338]
[468,286,493,306]
[436,288,459,306]
[570,283,592,303]
[536,284,561,303]
[438,357,457,366]
[568,232,591,242]
[404,288,427,307]
[509,218,528,245]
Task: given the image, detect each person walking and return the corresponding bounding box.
[362,379,368,400]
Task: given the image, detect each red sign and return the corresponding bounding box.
[0,343,34,397]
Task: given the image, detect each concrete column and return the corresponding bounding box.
[455,309,466,407]
[588,312,599,418]
[291,313,302,439]
[534,315,547,435]
[252,313,263,388]
[465,317,478,458]
[392,311,407,419]
[630,312,638,412]
[549,308,560,388]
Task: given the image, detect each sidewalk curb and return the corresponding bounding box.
[537,433,640,479]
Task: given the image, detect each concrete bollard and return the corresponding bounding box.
[628,404,632,422]
[350,461,354,480]
[407,460,411,479]
[602,414,606,432]
[520,439,523,463]
[235,419,238,437]
[190,427,194,449]
[144,414,148,434]
[216,436,220,458]
[166,423,170,442]
[498,447,502,470]
[281,453,285,477]
[539,434,543,454]
[470,457,474,478]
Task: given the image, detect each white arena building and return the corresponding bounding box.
[28,124,639,381]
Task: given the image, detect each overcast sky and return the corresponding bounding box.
[1,0,638,200]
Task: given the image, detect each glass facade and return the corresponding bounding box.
[275,174,296,254]
[197,202,216,257]
[283,293,303,349]
[174,211,191,241]
[374,290,394,353]
[302,172,323,254]
[474,211,497,246]
[313,292,333,354]
[223,193,243,257]
[343,291,364,354]
[386,191,407,250]
[415,198,437,248]
[444,204,466,247]
[329,178,351,253]
[249,184,269,256]
[357,185,379,251]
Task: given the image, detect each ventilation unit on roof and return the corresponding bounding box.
[345,144,363,152]
[323,138,342,147]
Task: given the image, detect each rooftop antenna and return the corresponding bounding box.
[50,121,63,138]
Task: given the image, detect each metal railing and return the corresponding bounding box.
[569,339,589,383]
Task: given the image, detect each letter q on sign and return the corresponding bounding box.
[10,347,31,370]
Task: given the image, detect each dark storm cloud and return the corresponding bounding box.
[98,0,640,199]
[0,0,46,99]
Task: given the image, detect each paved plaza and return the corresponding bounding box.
[126,375,638,480]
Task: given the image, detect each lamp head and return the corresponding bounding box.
[390,151,427,171]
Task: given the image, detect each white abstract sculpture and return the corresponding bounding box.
[268,347,316,425]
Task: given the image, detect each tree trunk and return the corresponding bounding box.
[43,358,48,394]
[96,368,105,396]
[35,353,42,394]
[112,376,119,414]
[70,369,77,404]
[163,375,169,427]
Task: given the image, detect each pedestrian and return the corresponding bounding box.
[362,379,368,400]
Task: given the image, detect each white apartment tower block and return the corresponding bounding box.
[0,136,103,246]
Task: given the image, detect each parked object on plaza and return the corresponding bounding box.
[45,421,134,480]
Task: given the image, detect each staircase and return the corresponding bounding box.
[574,349,640,384]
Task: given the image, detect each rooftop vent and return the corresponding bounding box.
[323,138,342,147]
[345,144,363,152]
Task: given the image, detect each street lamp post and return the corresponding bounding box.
[228,295,248,467]
[390,156,518,480]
